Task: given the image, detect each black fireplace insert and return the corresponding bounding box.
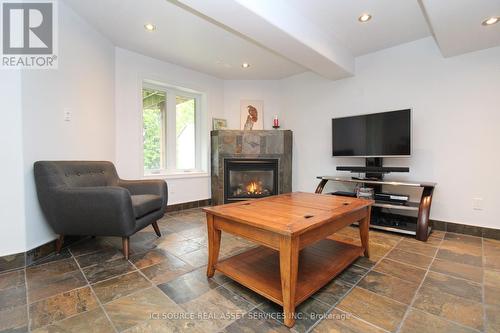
[224,159,279,203]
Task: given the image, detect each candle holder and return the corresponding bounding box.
[273,115,280,129]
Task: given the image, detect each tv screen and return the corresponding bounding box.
[332,109,411,157]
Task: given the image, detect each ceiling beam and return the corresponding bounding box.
[173,0,355,80]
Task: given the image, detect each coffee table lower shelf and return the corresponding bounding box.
[215,239,363,307]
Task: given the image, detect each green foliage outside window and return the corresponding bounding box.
[143,89,164,172]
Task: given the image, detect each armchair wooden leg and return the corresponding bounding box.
[55,235,64,253]
[122,237,130,260]
[152,222,161,237]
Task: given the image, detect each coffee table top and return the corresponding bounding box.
[203,192,373,236]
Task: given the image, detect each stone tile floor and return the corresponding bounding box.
[1,208,499,332]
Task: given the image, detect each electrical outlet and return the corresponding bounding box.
[472,198,483,211]
[63,108,72,122]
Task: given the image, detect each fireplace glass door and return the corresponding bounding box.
[224,159,278,203]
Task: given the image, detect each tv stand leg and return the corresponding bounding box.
[315,179,328,194]
[416,186,434,241]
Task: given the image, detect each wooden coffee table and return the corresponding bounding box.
[203,192,373,327]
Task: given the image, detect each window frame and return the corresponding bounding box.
[142,81,203,176]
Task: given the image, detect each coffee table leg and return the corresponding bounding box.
[359,208,371,258]
[279,236,299,328]
[206,214,221,278]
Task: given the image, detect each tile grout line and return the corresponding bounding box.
[24,267,30,332]
[306,235,406,333]
[69,247,120,333]
[394,232,487,333]
[26,254,97,332]
[394,233,444,333]
[26,258,140,305]
[334,307,391,333]
[481,236,486,333]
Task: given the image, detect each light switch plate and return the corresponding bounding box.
[63,108,71,122]
[472,198,483,211]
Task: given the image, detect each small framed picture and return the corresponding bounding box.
[240,100,264,130]
[212,118,228,130]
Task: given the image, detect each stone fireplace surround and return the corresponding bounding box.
[211,130,292,205]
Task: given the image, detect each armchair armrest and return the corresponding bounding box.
[52,186,136,236]
[118,179,168,207]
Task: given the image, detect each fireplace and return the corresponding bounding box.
[211,130,292,205]
[224,159,278,203]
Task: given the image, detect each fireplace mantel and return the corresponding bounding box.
[211,130,292,205]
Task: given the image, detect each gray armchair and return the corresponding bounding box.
[34,161,167,259]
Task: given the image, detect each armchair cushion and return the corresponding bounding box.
[131,194,163,218]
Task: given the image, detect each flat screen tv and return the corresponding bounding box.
[332,109,411,157]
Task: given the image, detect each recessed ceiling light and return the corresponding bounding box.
[482,16,499,26]
[144,23,156,31]
[241,62,250,69]
[358,13,372,23]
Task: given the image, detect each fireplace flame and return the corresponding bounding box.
[246,181,262,195]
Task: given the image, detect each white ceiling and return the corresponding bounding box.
[64,0,500,80]
[420,0,500,57]
[62,0,305,80]
[286,0,431,57]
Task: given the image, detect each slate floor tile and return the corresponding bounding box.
[357,270,419,305]
[104,287,182,332]
[223,308,290,333]
[413,285,483,331]
[182,286,253,332]
[385,249,433,269]
[444,233,482,247]
[129,248,178,270]
[0,304,28,332]
[92,271,151,304]
[373,258,426,284]
[400,308,477,333]
[140,255,193,285]
[28,286,98,330]
[68,238,113,257]
[421,271,482,303]
[430,258,483,283]
[74,247,124,269]
[336,287,407,332]
[157,267,221,305]
[485,304,500,333]
[395,239,438,257]
[313,308,385,333]
[81,258,135,284]
[436,241,482,267]
[223,281,267,307]
[336,264,368,285]
[311,279,352,306]
[31,307,114,333]
[257,297,331,333]
[26,258,86,303]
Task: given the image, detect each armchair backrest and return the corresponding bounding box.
[34,161,122,229]
[34,161,120,189]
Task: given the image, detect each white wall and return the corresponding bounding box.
[222,80,283,130]
[114,48,224,205]
[0,71,26,256]
[280,38,500,229]
[21,2,115,249]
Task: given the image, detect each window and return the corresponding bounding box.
[142,83,202,175]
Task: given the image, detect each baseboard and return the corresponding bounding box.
[166,198,211,212]
[0,199,212,274]
[432,219,500,239]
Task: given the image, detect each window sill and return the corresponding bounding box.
[143,171,209,180]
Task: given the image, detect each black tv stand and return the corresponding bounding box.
[315,176,437,241]
[351,176,382,181]
[336,157,410,180]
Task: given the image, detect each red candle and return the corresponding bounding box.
[273,115,279,127]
